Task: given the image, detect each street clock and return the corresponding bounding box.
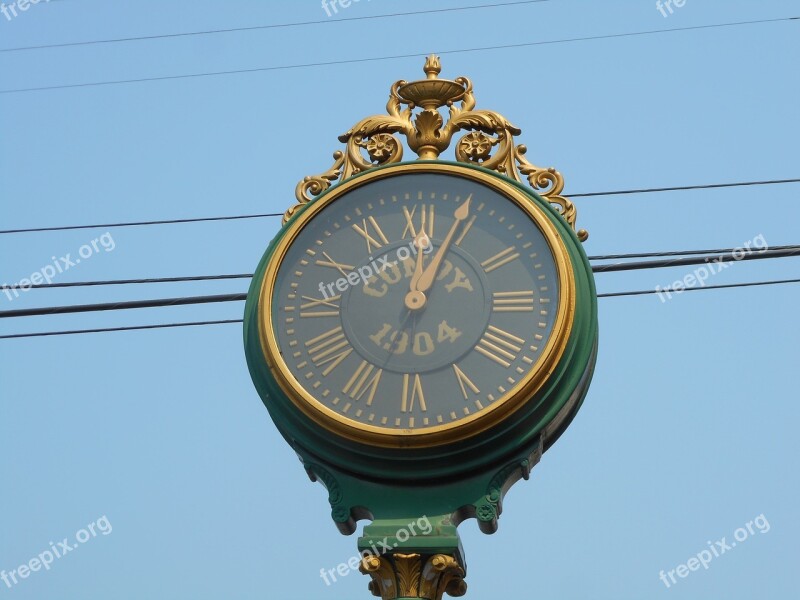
[244,56,598,600]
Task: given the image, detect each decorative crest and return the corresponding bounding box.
[289,55,587,241]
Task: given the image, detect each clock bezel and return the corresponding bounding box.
[257,162,576,448]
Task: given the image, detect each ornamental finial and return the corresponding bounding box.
[289,57,587,241]
[424,54,442,79]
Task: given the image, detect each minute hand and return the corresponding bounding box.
[415,196,471,293]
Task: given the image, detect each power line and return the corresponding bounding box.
[2,274,253,291]
[3,245,800,317]
[0,1,551,53]
[587,244,800,261]
[2,177,797,235]
[591,246,800,273]
[570,178,800,198]
[4,245,799,293]
[2,277,799,340]
[0,213,283,235]
[2,17,796,95]
[597,277,800,298]
[0,293,247,319]
[0,319,243,340]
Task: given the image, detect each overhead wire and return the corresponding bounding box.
[591,246,800,273]
[0,1,552,53]
[3,245,798,293]
[588,244,800,261]
[596,277,800,298]
[1,177,797,236]
[2,245,800,317]
[3,277,799,340]
[1,17,796,94]
[0,319,244,340]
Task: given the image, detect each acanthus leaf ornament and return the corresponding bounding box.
[287,55,588,241]
[361,552,467,600]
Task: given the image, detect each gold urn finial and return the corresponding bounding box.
[396,57,466,111]
[423,54,442,79]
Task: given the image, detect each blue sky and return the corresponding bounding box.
[1,1,798,598]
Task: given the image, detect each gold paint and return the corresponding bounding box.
[306,326,353,376]
[492,290,535,312]
[299,294,340,318]
[315,252,354,276]
[475,326,523,368]
[481,246,521,273]
[287,56,586,240]
[453,215,476,246]
[352,216,389,253]
[360,552,467,600]
[401,203,435,239]
[401,373,426,413]
[475,342,513,368]
[343,361,383,406]
[486,325,524,347]
[452,364,480,399]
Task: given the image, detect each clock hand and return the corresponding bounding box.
[404,231,430,310]
[379,309,415,369]
[415,195,471,294]
[409,231,429,292]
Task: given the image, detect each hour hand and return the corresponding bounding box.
[405,232,429,310]
[409,232,429,292]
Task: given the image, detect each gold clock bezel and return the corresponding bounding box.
[258,162,576,448]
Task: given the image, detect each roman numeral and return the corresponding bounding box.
[401,373,426,413]
[452,364,480,399]
[476,326,524,368]
[342,361,383,405]
[306,326,353,376]
[481,247,520,273]
[401,204,435,239]
[492,291,534,312]
[352,216,389,253]
[315,252,354,277]
[300,295,341,318]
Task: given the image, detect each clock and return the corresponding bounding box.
[244,59,599,596]
[247,161,594,481]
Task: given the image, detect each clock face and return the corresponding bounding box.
[260,165,573,446]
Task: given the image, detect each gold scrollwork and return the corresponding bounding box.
[287,55,587,241]
[361,552,466,600]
